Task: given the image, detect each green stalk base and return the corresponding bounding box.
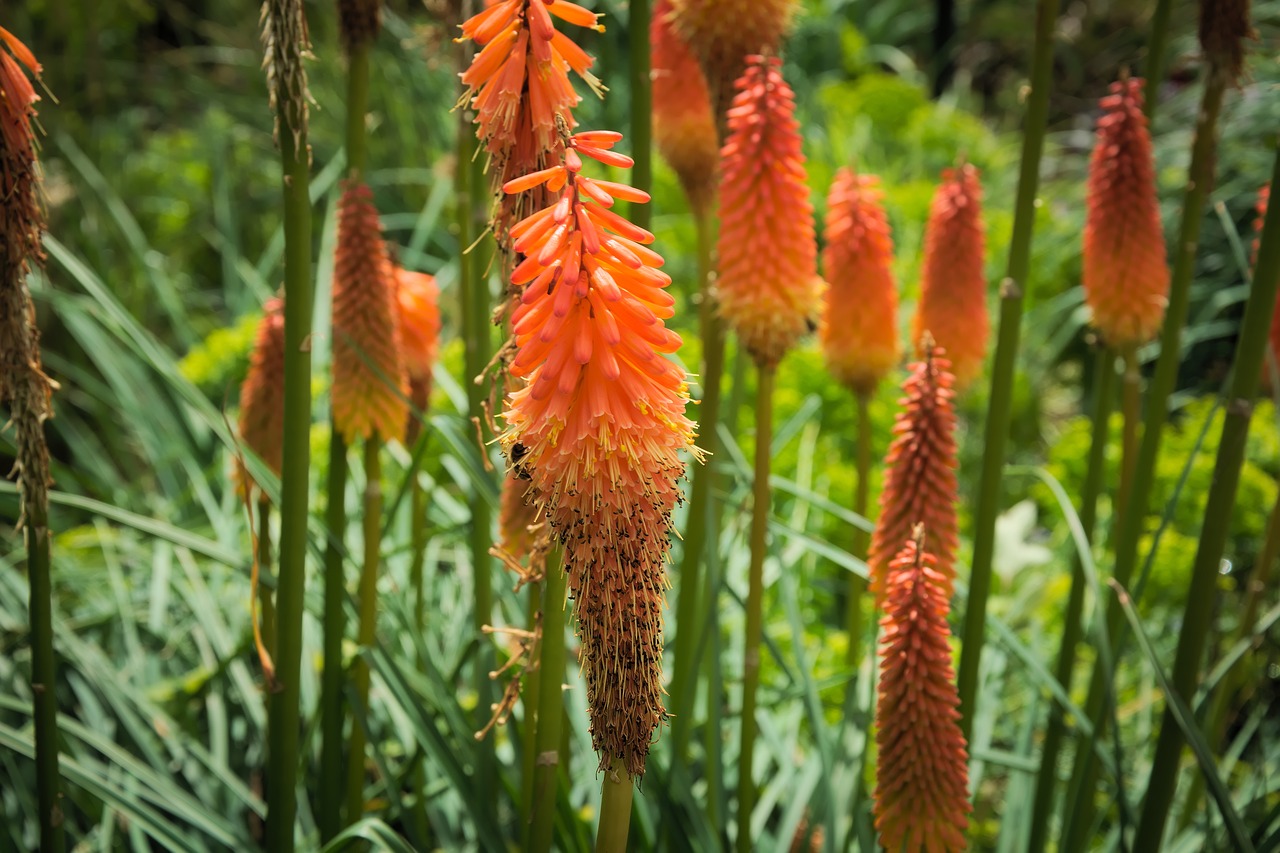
[345,437,384,823]
[318,429,349,842]
[595,759,635,853]
[529,550,567,853]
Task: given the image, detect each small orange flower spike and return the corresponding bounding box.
[238,298,287,495]
[1082,77,1169,353]
[668,0,796,124]
[651,0,718,216]
[913,164,988,389]
[867,346,958,601]
[716,55,823,368]
[332,182,408,443]
[500,130,697,778]
[822,169,899,396]
[874,528,972,853]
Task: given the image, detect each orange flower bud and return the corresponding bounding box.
[651,0,718,216]
[237,298,287,495]
[874,529,971,853]
[821,169,899,396]
[867,346,958,601]
[332,182,408,443]
[913,165,987,388]
[1083,77,1169,352]
[716,55,823,368]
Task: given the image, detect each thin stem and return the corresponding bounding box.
[29,496,63,853]
[1142,0,1174,120]
[669,209,721,765]
[844,391,872,669]
[736,362,775,853]
[955,0,1060,739]
[263,2,314,849]
[318,430,349,842]
[409,382,430,633]
[258,498,276,657]
[1026,345,1115,851]
[1131,140,1280,853]
[529,550,567,853]
[1117,345,1141,529]
[345,437,384,823]
[628,0,651,231]
[1061,60,1231,852]
[345,39,371,179]
[595,759,635,853]
[520,576,543,852]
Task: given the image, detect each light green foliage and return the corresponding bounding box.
[179,312,260,393]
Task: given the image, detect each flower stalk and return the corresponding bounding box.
[596,759,635,853]
[628,0,651,230]
[527,548,566,853]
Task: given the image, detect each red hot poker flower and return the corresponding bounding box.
[1083,77,1169,352]
[913,165,988,388]
[874,529,971,853]
[822,169,899,396]
[866,345,959,601]
[238,298,287,496]
[651,0,718,216]
[716,55,823,368]
[500,130,697,779]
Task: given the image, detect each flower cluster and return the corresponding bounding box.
[500,130,696,778]
[821,169,899,397]
[650,0,718,216]
[716,54,823,368]
[238,298,287,495]
[1083,77,1169,352]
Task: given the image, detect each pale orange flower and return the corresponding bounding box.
[874,529,971,853]
[1083,77,1169,352]
[651,0,718,216]
[821,169,899,396]
[716,55,823,368]
[238,298,287,495]
[500,130,697,778]
[332,182,409,443]
[913,165,988,388]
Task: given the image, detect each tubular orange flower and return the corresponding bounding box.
[238,298,287,495]
[332,182,408,443]
[651,0,718,216]
[874,528,971,853]
[396,266,441,388]
[866,345,958,600]
[821,168,899,396]
[913,164,988,388]
[716,55,823,368]
[668,0,796,124]
[1082,77,1169,352]
[500,129,697,778]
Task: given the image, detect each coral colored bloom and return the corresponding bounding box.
[821,169,899,396]
[238,298,287,494]
[651,0,718,216]
[716,55,823,368]
[668,0,795,123]
[1082,77,1169,352]
[874,530,971,853]
[500,131,696,778]
[332,182,408,443]
[913,165,988,388]
[866,346,958,601]
[396,267,441,386]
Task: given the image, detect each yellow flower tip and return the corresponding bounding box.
[1083,76,1169,352]
[913,164,988,389]
[716,55,822,368]
[237,298,287,497]
[651,0,718,216]
[332,181,409,444]
[821,168,899,396]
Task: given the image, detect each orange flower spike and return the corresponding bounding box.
[821,169,899,396]
[331,182,409,443]
[874,530,972,853]
[866,345,959,601]
[396,268,441,386]
[913,164,988,388]
[238,298,287,496]
[501,131,697,779]
[0,26,40,157]
[650,0,718,216]
[1082,77,1169,352]
[716,55,823,369]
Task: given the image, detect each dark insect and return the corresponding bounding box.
[511,442,532,480]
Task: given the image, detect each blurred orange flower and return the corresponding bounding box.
[238,298,287,496]
[651,0,718,216]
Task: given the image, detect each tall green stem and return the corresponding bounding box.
[628,0,651,231]
[1026,346,1115,851]
[345,438,383,822]
[258,498,277,657]
[669,209,721,765]
[1131,141,1280,853]
[29,496,62,853]
[844,391,872,669]
[520,576,543,851]
[736,363,774,853]
[955,0,1059,739]
[318,431,349,841]
[263,3,313,850]
[529,550,566,853]
[1142,0,1174,120]
[1061,58,1230,852]
[595,759,635,853]
[1118,346,1141,528]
